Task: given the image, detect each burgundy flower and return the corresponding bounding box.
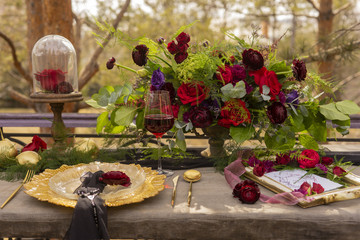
[22,135,47,153]
[253,162,266,177]
[315,164,328,173]
[176,32,190,44]
[99,171,131,187]
[321,156,334,166]
[242,48,264,71]
[298,182,311,195]
[167,41,179,54]
[266,102,288,124]
[159,82,176,102]
[216,65,233,85]
[55,81,74,94]
[333,166,346,176]
[106,57,116,69]
[231,65,246,83]
[174,52,188,64]
[297,149,320,169]
[247,156,260,167]
[275,153,291,165]
[263,160,275,172]
[172,104,180,118]
[132,44,149,66]
[188,106,213,128]
[233,180,261,204]
[292,59,307,81]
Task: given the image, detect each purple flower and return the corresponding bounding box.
[243,80,253,94]
[286,90,299,106]
[201,98,221,118]
[315,164,328,173]
[151,68,165,90]
[278,91,286,104]
[247,156,260,167]
[183,111,190,123]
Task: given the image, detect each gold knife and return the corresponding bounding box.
[171,175,179,207]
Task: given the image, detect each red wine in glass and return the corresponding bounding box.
[144,90,174,176]
[144,114,174,138]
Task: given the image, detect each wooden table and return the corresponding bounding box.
[1,167,360,240]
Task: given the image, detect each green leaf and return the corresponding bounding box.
[113,106,137,126]
[230,125,255,144]
[299,134,319,150]
[264,127,295,151]
[308,121,327,142]
[176,129,186,151]
[335,100,360,115]
[96,112,109,134]
[85,99,103,109]
[136,110,145,129]
[319,103,350,121]
[290,110,305,132]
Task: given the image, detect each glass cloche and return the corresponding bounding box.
[31,35,78,94]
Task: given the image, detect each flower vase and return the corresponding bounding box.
[201,125,229,158]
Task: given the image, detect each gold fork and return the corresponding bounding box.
[1,170,35,209]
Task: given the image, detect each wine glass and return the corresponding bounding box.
[144,90,175,176]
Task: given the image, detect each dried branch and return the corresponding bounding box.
[73,11,82,67]
[306,0,320,12]
[333,3,351,16]
[0,31,32,85]
[301,40,360,63]
[333,71,360,93]
[78,0,131,90]
[7,87,34,108]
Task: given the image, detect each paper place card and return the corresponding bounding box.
[265,169,342,192]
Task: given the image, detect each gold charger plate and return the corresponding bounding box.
[24,162,166,208]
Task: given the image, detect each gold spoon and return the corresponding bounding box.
[183,169,201,207]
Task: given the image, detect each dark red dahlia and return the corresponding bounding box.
[242,48,264,71]
[188,106,213,128]
[106,57,116,69]
[132,44,149,66]
[266,102,288,124]
[292,59,307,81]
[176,32,190,44]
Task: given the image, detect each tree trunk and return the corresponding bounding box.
[317,0,334,80]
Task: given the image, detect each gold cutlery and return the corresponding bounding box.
[183,170,201,207]
[1,169,35,209]
[171,175,179,207]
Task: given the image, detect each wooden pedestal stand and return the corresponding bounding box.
[30,93,83,145]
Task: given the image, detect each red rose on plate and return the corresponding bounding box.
[218,99,251,128]
[177,82,209,106]
[233,180,261,204]
[216,65,233,85]
[22,135,47,153]
[34,69,66,92]
[99,171,131,187]
[249,67,282,101]
[333,166,346,176]
[297,149,320,169]
[321,156,334,166]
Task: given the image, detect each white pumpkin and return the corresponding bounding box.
[0,138,18,158]
[16,151,41,165]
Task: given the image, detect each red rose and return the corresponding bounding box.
[132,44,149,66]
[22,135,47,153]
[218,99,251,128]
[333,166,346,176]
[253,163,266,177]
[174,52,188,64]
[297,149,320,169]
[249,67,282,101]
[266,102,288,124]
[233,180,261,204]
[216,65,233,85]
[176,32,190,44]
[188,106,213,128]
[292,59,307,81]
[99,171,131,187]
[242,48,264,71]
[275,153,291,165]
[321,156,334,166]
[299,182,311,195]
[34,69,66,92]
[312,183,324,194]
[177,83,208,106]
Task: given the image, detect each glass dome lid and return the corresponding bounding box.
[31,35,78,94]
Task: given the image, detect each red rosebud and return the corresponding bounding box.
[22,135,47,153]
[106,57,116,69]
[99,171,131,187]
[233,180,261,204]
[176,32,190,44]
[132,44,149,66]
[321,156,334,166]
[242,48,264,71]
[253,162,266,177]
[266,102,287,124]
[292,59,307,81]
[333,166,346,176]
[297,149,320,169]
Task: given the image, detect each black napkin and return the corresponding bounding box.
[64,171,110,240]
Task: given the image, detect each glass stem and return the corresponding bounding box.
[157,137,163,173]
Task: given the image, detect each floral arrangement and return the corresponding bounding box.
[88,23,360,155]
